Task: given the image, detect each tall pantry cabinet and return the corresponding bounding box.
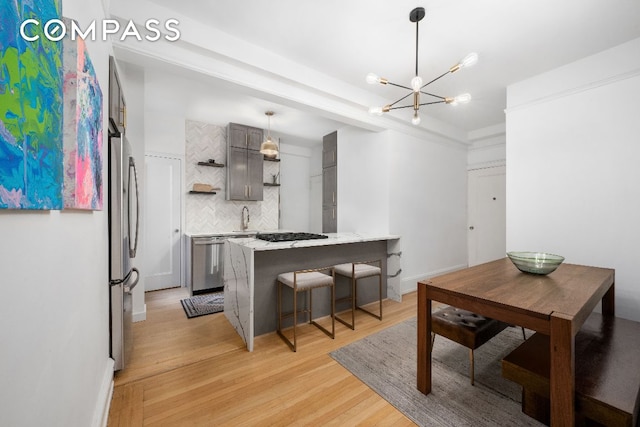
[322,131,337,232]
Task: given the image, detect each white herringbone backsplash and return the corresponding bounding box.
[185,120,279,234]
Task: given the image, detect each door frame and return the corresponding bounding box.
[145,151,185,289]
[467,163,506,266]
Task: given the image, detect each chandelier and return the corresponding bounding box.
[260,111,278,158]
[367,7,478,125]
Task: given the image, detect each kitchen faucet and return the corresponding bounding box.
[241,206,250,231]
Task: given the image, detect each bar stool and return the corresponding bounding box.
[333,260,382,330]
[276,267,335,352]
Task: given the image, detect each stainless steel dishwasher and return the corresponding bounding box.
[191,236,225,295]
[190,234,255,295]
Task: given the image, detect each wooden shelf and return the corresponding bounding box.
[264,183,280,187]
[197,162,225,167]
[189,191,217,195]
[263,157,280,162]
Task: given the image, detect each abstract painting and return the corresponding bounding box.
[62,18,103,210]
[0,0,64,209]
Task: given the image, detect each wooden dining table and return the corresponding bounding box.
[417,257,615,426]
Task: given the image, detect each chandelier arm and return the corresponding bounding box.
[419,91,446,100]
[386,81,412,91]
[387,99,448,111]
[418,100,447,107]
[387,104,418,111]
[387,92,414,108]
[420,70,452,89]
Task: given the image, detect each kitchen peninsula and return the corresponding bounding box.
[223,233,401,350]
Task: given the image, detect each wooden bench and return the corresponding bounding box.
[502,312,640,426]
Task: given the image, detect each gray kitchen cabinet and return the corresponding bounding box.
[226,124,264,201]
[108,57,126,136]
[322,165,337,207]
[228,123,263,151]
[322,131,337,232]
[322,131,337,168]
[322,205,336,232]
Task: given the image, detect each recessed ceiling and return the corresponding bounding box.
[120,55,344,144]
[116,0,640,139]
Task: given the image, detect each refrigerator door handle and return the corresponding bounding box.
[128,157,140,259]
[124,267,140,294]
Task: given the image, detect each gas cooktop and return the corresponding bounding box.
[256,232,328,242]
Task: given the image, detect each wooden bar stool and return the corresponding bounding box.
[333,260,382,330]
[276,267,335,352]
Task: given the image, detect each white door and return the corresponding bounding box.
[468,166,506,266]
[144,155,182,291]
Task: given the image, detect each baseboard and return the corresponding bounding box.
[93,358,114,427]
[400,264,468,295]
[133,303,147,322]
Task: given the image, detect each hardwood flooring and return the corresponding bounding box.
[107,287,419,426]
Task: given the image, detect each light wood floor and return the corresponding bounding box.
[107,287,419,426]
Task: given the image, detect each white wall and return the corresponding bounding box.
[337,127,468,294]
[467,124,506,170]
[506,37,640,322]
[0,1,114,426]
[279,143,314,232]
[337,127,390,234]
[389,130,468,293]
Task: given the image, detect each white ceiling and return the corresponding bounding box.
[116,0,640,142]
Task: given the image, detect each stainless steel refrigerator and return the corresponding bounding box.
[108,134,140,371]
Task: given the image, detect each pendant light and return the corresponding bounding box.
[260,111,278,158]
[366,7,478,125]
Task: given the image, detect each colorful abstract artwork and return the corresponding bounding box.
[0,0,64,209]
[62,18,103,210]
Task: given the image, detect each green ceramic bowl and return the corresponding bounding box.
[507,251,565,275]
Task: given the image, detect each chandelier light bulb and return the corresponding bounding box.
[368,106,384,116]
[366,73,379,84]
[460,52,479,69]
[410,76,423,92]
[411,112,421,125]
[454,93,472,104]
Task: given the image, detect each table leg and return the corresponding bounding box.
[417,282,432,394]
[550,312,575,426]
[602,281,615,316]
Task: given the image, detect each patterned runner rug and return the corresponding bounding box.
[180,292,224,319]
[330,317,544,426]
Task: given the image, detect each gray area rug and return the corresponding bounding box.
[330,317,544,426]
[180,292,224,319]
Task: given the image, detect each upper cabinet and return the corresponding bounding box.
[108,57,126,136]
[322,131,338,233]
[322,131,337,169]
[228,123,263,151]
[226,123,264,201]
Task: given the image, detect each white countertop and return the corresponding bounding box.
[186,230,267,238]
[227,232,400,251]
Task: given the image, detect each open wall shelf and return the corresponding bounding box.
[197,161,225,167]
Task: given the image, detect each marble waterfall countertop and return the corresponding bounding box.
[227,232,400,251]
[223,232,402,351]
[184,230,261,238]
